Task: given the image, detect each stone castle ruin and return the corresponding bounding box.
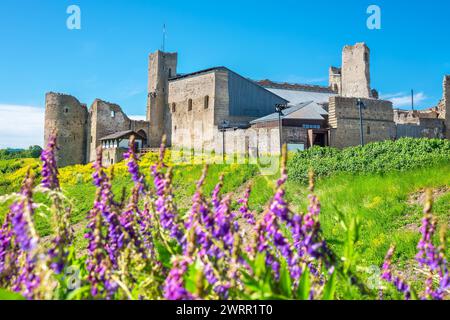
[44,43,450,167]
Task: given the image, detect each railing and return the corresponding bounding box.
[139,147,160,155]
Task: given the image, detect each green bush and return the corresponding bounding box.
[0,145,42,160]
[288,138,450,183]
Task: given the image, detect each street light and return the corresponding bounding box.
[275,103,288,153]
[219,120,229,161]
[357,98,366,146]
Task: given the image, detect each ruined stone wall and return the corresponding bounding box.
[341,43,371,98]
[44,92,88,167]
[328,96,395,148]
[147,51,178,147]
[88,99,150,162]
[444,75,450,138]
[329,66,342,94]
[169,71,216,151]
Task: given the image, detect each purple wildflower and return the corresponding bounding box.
[381,245,412,300]
[238,185,254,225]
[164,257,194,300]
[40,133,60,190]
[123,135,146,194]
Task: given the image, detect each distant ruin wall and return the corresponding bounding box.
[329,96,395,148]
[44,92,88,167]
[88,99,150,162]
[329,66,342,94]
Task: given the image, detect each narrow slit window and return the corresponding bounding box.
[204,96,209,109]
[188,99,193,111]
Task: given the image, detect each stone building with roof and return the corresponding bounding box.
[44,43,449,167]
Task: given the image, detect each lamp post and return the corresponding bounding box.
[219,120,228,162]
[357,98,366,146]
[275,103,288,153]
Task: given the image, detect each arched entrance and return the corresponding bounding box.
[137,129,148,147]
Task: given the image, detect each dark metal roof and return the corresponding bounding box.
[168,67,289,106]
[256,79,336,94]
[169,66,228,81]
[100,130,145,141]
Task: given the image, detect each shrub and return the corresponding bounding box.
[289,138,450,183]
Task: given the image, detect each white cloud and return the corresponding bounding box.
[129,115,146,121]
[0,104,44,149]
[380,92,427,108]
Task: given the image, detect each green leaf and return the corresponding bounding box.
[66,286,91,300]
[296,267,311,300]
[184,259,202,294]
[254,252,266,279]
[322,271,337,300]
[278,259,292,298]
[409,288,419,301]
[0,289,25,300]
[154,241,173,269]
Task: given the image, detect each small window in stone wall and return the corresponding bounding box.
[367,125,371,135]
[204,96,209,109]
[65,108,69,113]
[188,99,193,111]
[172,103,176,113]
[111,110,116,118]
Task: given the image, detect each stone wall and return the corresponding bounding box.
[44,92,88,167]
[102,147,126,167]
[221,127,280,156]
[329,66,342,94]
[341,43,371,98]
[444,75,450,138]
[169,71,217,151]
[88,99,150,162]
[329,96,395,148]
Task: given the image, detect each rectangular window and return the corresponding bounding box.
[188,99,193,111]
[302,124,320,129]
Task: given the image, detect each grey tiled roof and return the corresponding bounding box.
[100,130,145,141]
[265,88,336,105]
[250,101,327,124]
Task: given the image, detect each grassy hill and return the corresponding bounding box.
[0,138,449,299]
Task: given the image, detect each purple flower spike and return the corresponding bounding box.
[238,185,254,225]
[381,245,412,300]
[123,135,146,194]
[41,133,60,190]
[164,257,194,300]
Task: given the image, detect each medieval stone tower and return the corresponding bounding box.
[147,50,178,147]
[341,43,371,98]
[443,75,450,138]
[44,92,88,167]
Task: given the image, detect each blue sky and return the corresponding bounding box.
[1,0,449,148]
